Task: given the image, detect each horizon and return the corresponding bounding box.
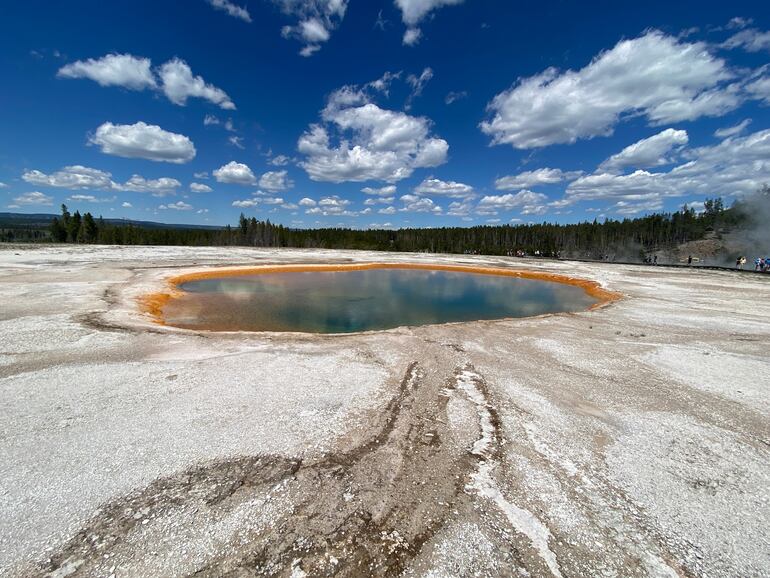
[1,1,769,229]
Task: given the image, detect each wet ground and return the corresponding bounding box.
[0,245,768,577]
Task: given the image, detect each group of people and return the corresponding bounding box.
[735,256,770,271]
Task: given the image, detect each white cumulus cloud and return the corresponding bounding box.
[598,128,689,173]
[67,194,116,203]
[158,58,235,109]
[89,121,196,164]
[364,196,395,205]
[414,177,474,198]
[159,201,193,210]
[213,161,257,185]
[59,54,235,109]
[22,165,114,189]
[232,198,260,208]
[362,185,397,195]
[274,0,348,56]
[259,170,294,192]
[57,54,156,90]
[190,182,213,193]
[481,31,737,149]
[22,165,181,196]
[298,82,448,182]
[476,190,548,215]
[400,193,442,213]
[554,128,770,214]
[495,168,581,191]
[13,191,53,206]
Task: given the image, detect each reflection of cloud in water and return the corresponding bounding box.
[170,269,597,333]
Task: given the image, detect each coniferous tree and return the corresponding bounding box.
[67,210,82,243]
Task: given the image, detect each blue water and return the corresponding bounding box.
[164,268,597,333]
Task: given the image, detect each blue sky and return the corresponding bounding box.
[1,1,768,228]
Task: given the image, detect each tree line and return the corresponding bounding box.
[36,196,748,260]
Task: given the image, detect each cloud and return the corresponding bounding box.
[414,177,474,198]
[318,195,350,207]
[67,194,116,203]
[194,171,209,179]
[269,154,292,166]
[556,128,770,213]
[481,31,738,149]
[395,0,464,45]
[22,165,181,196]
[274,0,348,56]
[722,28,770,53]
[495,167,581,190]
[89,121,196,164]
[258,170,294,191]
[232,198,260,208]
[476,190,548,215]
[445,90,467,105]
[298,197,317,206]
[378,206,397,215]
[205,0,252,22]
[213,161,257,185]
[23,165,114,189]
[159,201,193,210]
[400,193,442,213]
[446,200,473,216]
[122,202,132,208]
[0,182,7,188]
[13,191,53,206]
[598,128,689,173]
[726,17,753,30]
[714,119,752,139]
[298,81,448,182]
[402,28,422,46]
[116,175,182,196]
[57,54,156,90]
[305,195,358,216]
[405,67,433,109]
[158,58,235,109]
[362,185,397,195]
[228,135,245,149]
[59,54,235,109]
[746,74,770,105]
[364,196,395,205]
[190,182,213,193]
[612,199,664,215]
[204,115,236,131]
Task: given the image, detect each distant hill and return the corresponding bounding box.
[0,212,222,231]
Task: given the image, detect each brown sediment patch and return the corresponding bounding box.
[139,262,622,328]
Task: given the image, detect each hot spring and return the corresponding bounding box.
[151,264,609,334]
